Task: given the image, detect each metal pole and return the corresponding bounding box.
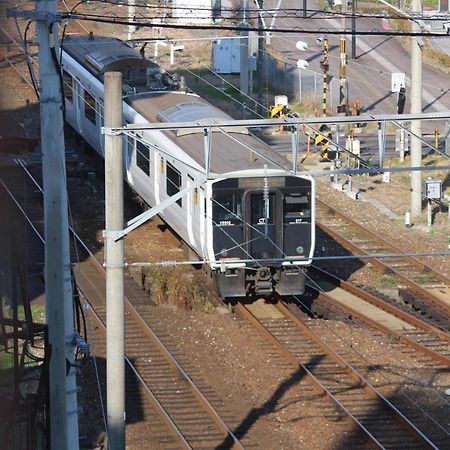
[104,72,125,450]
[240,0,249,95]
[338,2,348,114]
[257,0,265,115]
[35,0,79,448]
[303,0,307,18]
[445,120,450,155]
[351,0,357,59]
[410,0,422,217]
[291,125,299,173]
[321,37,329,117]
[298,67,302,102]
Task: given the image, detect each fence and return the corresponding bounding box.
[266,55,340,112]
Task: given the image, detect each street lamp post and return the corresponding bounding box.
[296,41,308,103]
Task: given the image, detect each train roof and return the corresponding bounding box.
[63,35,291,174]
[62,34,176,92]
[63,35,151,75]
[127,91,290,174]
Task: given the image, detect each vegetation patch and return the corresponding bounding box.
[377,274,399,287]
[136,266,216,313]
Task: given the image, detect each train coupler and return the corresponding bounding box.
[254,267,274,296]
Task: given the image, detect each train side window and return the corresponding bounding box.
[212,192,242,225]
[136,140,150,175]
[63,70,73,102]
[283,193,310,223]
[166,161,182,206]
[84,90,97,125]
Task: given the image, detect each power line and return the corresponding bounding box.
[66,12,450,37]
[69,0,450,22]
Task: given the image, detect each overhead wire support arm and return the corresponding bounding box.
[115,178,208,242]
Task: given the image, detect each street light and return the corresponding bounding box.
[296,59,309,102]
[296,41,309,102]
[296,40,308,51]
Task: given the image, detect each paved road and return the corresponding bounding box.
[265,0,450,121]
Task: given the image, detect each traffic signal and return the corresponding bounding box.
[397,87,406,114]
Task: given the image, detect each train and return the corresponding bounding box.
[60,34,315,298]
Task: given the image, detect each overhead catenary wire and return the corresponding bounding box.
[67,0,450,23]
[65,12,450,38]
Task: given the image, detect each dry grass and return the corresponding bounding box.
[137,266,216,313]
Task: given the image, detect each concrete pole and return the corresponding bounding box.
[104,72,125,450]
[257,0,265,115]
[338,1,348,114]
[240,0,249,95]
[410,0,422,217]
[35,1,79,448]
[128,0,136,42]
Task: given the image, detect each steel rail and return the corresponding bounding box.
[317,199,450,284]
[12,159,245,449]
[0,167,192,449]
[234,303,384,449]
[78,287,192,450]
[0,23,37,89]
[274,302,440,449]
[310,265,450,343]
[316,199,450,318]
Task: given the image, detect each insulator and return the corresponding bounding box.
[161,260,177,267]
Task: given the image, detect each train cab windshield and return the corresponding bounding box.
[283,193,310,223]
[212,192,243,226]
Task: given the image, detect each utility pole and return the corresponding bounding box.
[128,0,136,42]
[351,0,357,59]
[35,0,79,448]
[410,0,422,217]
[320,36,329,117]
[240,0,249,95]
[338,1,348,114]
[104,72,125,450]
[257,0,266,115]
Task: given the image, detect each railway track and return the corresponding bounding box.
[306,265,450,367]
[316,199,450,327]
[4,153,450,448]
[0,162,252,449]
[235,301,449,449]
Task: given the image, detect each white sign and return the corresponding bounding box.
[391,73,406,93]
[426,180,442,199]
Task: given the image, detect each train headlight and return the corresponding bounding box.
[220,248,228,257]
[296,245,304,255]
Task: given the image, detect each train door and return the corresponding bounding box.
[186,174,196,248]
[74,79,83,133]
[199,186,206,258]
[244,190,282,260]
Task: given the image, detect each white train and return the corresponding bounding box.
[61,34,315,298]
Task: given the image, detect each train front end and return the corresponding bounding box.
[208,173,315,299]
